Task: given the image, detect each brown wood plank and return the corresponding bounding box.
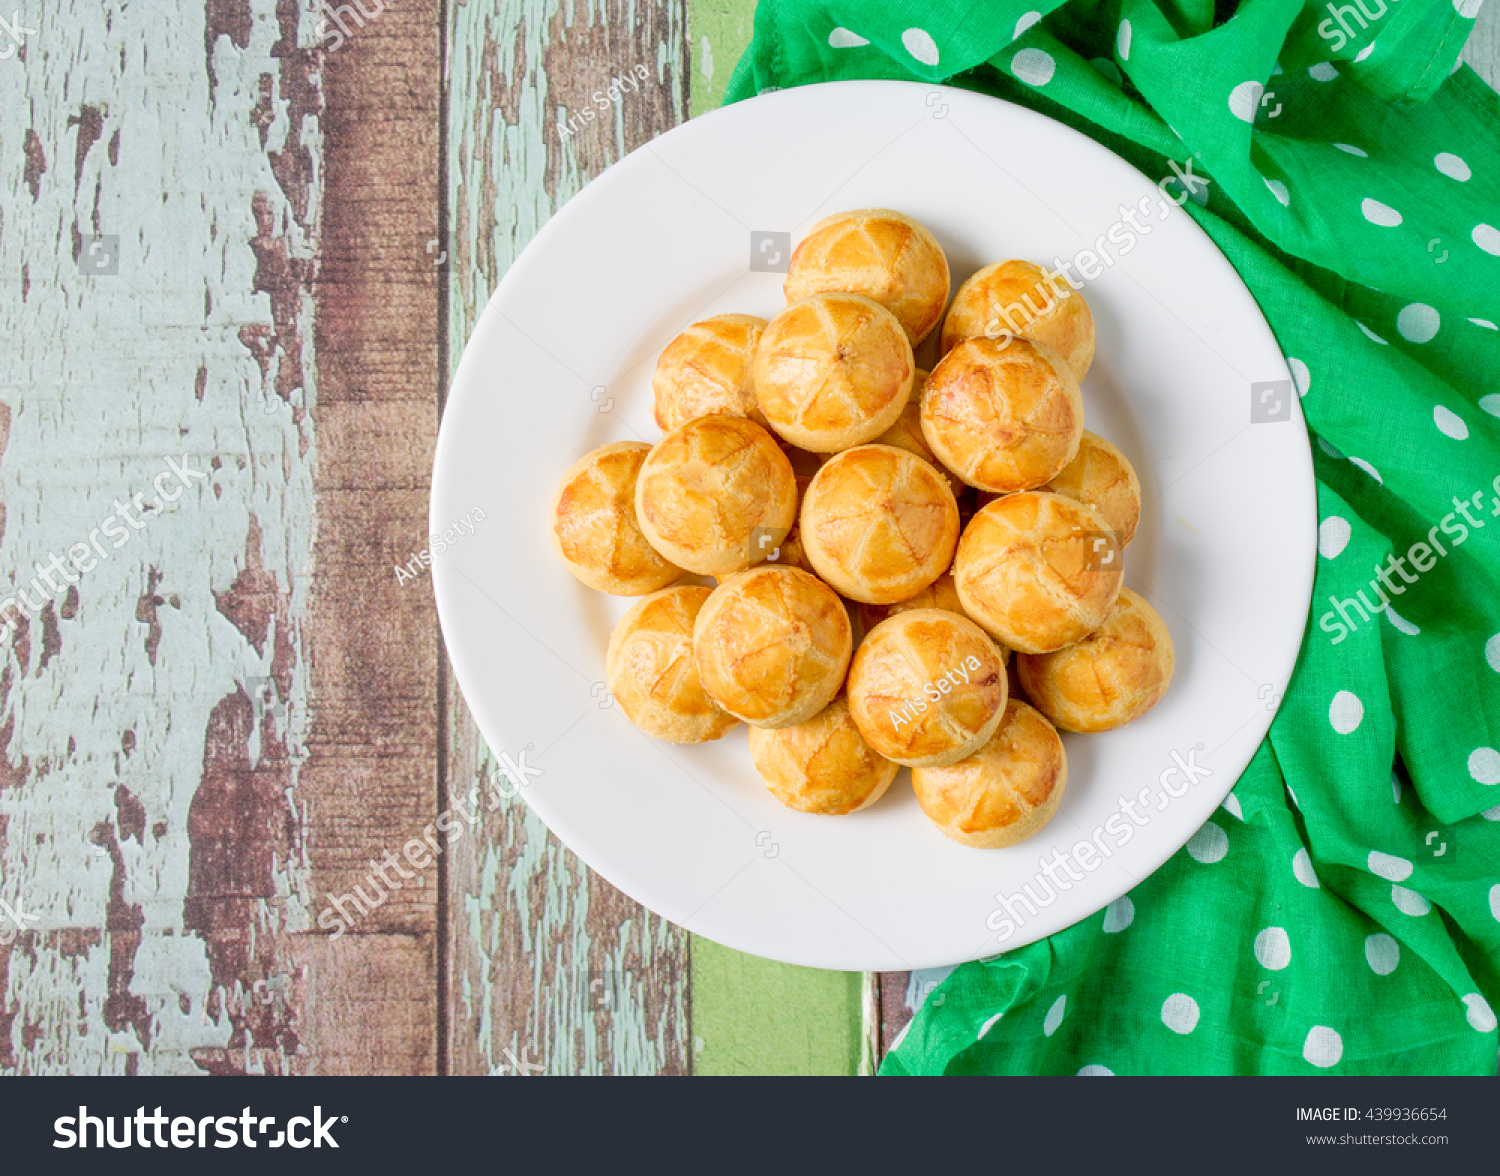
[443,0,695,1076]
[300,0,444,1073]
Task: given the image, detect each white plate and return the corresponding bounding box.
[432,81,1315,973]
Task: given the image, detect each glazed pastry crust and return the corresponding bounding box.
[753,293,914,453]
[551,441,685,595]
[921,336,1084,493]
[1044,430,1142,547]
[1017,588,1173,733]
[846,609,1008,767]
[799,444,960,605]
[784,209,951,345]
[940,259,1095,381]
[748,695,900,814]
[635,415,798,576]
[911,699,1067,848]
[606,587,739,744]
[953,491,1124,654]
[693,566,853,728]
[652,314,768,432]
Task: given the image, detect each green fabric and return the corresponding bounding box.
[725,0,1500,1074]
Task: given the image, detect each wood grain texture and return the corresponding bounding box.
[1462,0,1500,77]
[687,0,756,115]
[306,0,443,1074]
[0,0,329,1074]
[443,0,696,1076]
[689,938,863,1075]
[0,0,444,1074]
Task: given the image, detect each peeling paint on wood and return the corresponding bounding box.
[444,0,694,1076]
[0,0,327,1074]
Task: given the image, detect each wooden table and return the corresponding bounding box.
[2,0,1496,1075]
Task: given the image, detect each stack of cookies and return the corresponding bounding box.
[550,209,1174,849]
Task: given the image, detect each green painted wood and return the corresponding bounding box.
[687,0,758,115]
[1463,1,1500,78]
[0,0,441,1074]
[444,0,696,1076]
[689,937,864,1075]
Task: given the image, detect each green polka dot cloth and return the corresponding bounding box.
[725,0,1500,1074]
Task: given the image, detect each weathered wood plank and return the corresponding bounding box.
[1462,1,1500,80]
[687,0,756,115]
[689,938,864,1075]
[304,0,444,1073]
[0,0,325,1074]
[444,0,695,1076]
[0,0,440,1074]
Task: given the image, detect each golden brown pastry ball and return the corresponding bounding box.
[635,415,798,576]
[551,441,685,595]
[920,336,1083,493]
[747,696,899,814]
[911,699,1067,848]
[1044,430,1142,547]
[846,609,1008,767]
[693,566,853,728]
[940,259,1095,381]
[783,209,951,345]
[753,293,913,453]
[856,573,1008,661]
[652,314,768,432]
[953,491,1123,654]
[799,444,960,605]
[1017,589,1173,733]
[606,587,739,744]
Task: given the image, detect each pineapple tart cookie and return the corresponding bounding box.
[846,609,1007,768]
[799,444,960,605]
[1017,588,1174,733]
[783,209,951,345]
[693,566,853,729]
[747,695,899,815]
[921,336,1084,493]
[911,699,1067,848]
[635,415,797,576]
[652,313,768,432]
[605,586,738,744]
[753,292,914,453]
[940,258,1095,381]
[954,491,1123,654]
[551,441,684,595]
[1043,430,1142,547]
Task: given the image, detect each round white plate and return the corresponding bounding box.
[432,81,1315,973]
